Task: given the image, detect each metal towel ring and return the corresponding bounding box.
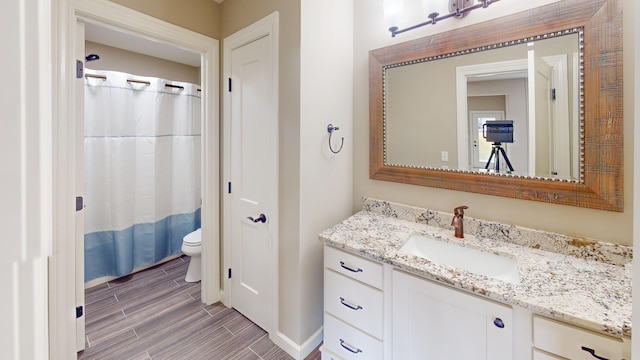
[327,124,344,154]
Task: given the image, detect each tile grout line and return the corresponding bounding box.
[222,324,236,336]
[248,347,264,360]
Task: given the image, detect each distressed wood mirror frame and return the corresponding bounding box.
[369,0,623,211]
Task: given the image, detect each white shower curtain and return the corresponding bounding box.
[83,69,201,282]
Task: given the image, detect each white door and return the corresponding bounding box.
[543,55,571,179]
[528,49,553,177]
[229,34,277,332]
[75,22,86,352]
[469,111,505,170]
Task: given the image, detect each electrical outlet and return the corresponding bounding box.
[441,151,449,162]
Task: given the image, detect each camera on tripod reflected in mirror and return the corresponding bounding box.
[482,120,513,144]
[482,120,514,173]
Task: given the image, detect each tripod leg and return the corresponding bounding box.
[498,147,514,172]
[484,147,496,170]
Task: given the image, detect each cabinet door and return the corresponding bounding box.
[392,270,513,360]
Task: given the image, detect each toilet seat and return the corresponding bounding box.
[183,228,201,246]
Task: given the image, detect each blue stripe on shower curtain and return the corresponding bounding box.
[85,209,201,280]
[83,70,201,283]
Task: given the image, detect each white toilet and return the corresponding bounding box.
[181,228,202,282]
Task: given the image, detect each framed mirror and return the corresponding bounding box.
[369,0,623,211]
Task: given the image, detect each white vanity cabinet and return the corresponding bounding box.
[322,244,629,360]
[322,246,384,360]
[392,269,513,360]
[532,316,627,360]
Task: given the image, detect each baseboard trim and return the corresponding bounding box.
[271,326,323,360]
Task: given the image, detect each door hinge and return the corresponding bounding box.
[228,182,232,194]
[551,88,556,101]
[76,60,84,79]
[228,268,232,279]
[228,78,232,92]
[76,306,83,318]
[76,196,84,212]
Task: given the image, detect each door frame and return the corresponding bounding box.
[222,11,279,336]
[51,1,219,358]
[468,110,506,170]
[456,59,528,171]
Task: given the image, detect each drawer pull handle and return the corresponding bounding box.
[340,297,363,311]
[581,346,609,360]
[493,318,505,328]
[339,339,363,354]
[339,261,363,273]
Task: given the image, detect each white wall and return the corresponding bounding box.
[0,0,52,358]
[298,0,354,347]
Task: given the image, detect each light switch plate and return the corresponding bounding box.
[441,151,449,162]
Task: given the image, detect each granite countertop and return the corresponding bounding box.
[319,198,632,338]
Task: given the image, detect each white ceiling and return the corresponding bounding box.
[84,22,201,67]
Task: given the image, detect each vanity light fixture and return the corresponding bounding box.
[387,0,500,37]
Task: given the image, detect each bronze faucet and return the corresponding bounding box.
[451,206,469,238]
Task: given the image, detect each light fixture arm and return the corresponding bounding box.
[389,0,499,37]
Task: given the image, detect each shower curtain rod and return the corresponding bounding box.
[85,73,200,92]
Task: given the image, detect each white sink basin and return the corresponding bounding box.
[399,234,520,284]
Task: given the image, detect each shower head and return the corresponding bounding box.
[85,54,100,62]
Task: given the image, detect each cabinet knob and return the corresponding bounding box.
[493,318,505,328]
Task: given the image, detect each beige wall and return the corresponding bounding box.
[354,0,634,245]
[85,42,200,84]
[108,0,221,39]
[468,95,506,113]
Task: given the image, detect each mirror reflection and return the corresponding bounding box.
[384,30,581,181]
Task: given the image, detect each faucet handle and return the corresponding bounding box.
[453,205,468,216]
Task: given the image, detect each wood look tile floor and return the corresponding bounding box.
[79,256,321,360]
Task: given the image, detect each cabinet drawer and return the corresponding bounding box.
[533,316,623,360]
[532,349,564,360]
[325,246,383,289]
[325,269,383,339]
[324,313,383,360]
[320,346,344,360]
